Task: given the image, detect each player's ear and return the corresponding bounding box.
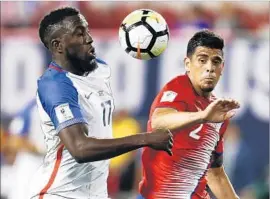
[220,61,225,75]
[184,57,191,72]
[51,38,63,53]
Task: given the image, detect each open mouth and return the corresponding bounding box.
[88,48,96,57]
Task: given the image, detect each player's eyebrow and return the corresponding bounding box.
[69,18,89,32]
[212,56,223,62]
[196,53,209,58]
[197,53,223,61]
[74,25,86,31]
[72,24,89,34]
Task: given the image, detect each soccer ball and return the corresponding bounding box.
[119,9,169,60]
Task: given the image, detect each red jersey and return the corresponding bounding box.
[139,74,229,199]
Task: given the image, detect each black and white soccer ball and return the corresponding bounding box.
[119,9,169,60]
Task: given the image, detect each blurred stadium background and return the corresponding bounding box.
[0,1,269,199]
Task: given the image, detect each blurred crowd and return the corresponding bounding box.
[1,1,269,40]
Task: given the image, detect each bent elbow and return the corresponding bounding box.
[73,152,98,163]
[72,152,85,164]
[70,143,87,164]
[71,143,99,163]
[74,156,86,164]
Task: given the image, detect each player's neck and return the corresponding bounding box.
[193,85,211,98]
[52,58,85,76]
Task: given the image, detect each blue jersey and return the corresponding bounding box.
[29,59,114,199]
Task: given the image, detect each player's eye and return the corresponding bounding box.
[76,29,85,36]
[199,59,206,64]
[77,32,84,36]
[213,59,222,65]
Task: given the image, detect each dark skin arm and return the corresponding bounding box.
[59,123,173,163]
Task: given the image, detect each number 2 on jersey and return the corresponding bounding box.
[101,100,112,126]
[189,124,203,140]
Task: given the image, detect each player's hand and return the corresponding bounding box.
[147,128,173,156]
[202,98,240,123]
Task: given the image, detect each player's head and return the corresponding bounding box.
[184,29,224,93]
[39,7,97,73]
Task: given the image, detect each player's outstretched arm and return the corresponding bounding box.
[59,123,173,163]
[207,165,239,199]
[151,99,240,132]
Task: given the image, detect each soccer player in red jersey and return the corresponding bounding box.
[138,30,240,199]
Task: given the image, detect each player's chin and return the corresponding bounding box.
[201,85,215,92]
[87,58,98,72]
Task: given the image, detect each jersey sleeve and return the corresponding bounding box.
[37,75,87,134]
[154,90,187,111]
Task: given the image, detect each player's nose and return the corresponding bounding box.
[85,32,93,45]
[205,62,215,73]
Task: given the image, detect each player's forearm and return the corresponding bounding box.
[75,133,149,163]
[152,111,205,132]
[207,167,239,199]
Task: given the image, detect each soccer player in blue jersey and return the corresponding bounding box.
[28,7,173,199]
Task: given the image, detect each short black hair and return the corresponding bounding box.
[39,7,79,49]
[186,29,224,57]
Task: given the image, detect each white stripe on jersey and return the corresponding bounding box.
[152,124,222,199]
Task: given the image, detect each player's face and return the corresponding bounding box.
[185,46,224,93]
[62,14,97,72]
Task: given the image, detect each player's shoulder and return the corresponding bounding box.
[164,74,192,90]
[37,64,77,102]
[159,74,193,100]
[38,66,73,89]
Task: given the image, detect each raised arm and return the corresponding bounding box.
[151,99,240,132]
